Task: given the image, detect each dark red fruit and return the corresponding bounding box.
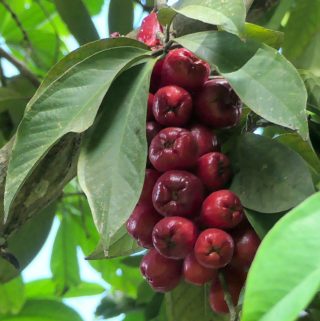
[231,228,260,271]
[150,59,164,93]
[183,253,217,286]
[146,121,163,147]
[194,228,234,268]
[161,48,210,92]
[209,271,244,314]
[139,169,161,205]
[190,124,220,157]
[137,12,163,47]
[152,170,204,218]
[126,203,162,248]
[140,249,182,292]
[149,127,198,172]
[196,152,231,191]
[195,79,241,128]
[147,93,155,121]
[152,216,198,259]
[153,86,193,126]
[201,190,244,229]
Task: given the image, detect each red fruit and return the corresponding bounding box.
[190,124,220,157]
[194,229,234,268]
[161,48,210,91]
[146,121,163,147]
[152,217,198,259]
[183,253,217,286]
[231,228,260,270]
[150,59,164,93]
[139,169,161,205]
[196,152,232,191]
[140,249,182,292]
[153,86,193,126]
[147,93,155,121]
[126,203,162,248]
[137,12,163,47]
[152,170,204,218]
[209,272,243,314]
[195,79,241,128]
[149,127,198,172]
[201,190,244,229]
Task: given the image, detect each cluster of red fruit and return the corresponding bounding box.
[125,13,261,314]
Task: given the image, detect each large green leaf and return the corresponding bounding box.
[53,0,99,45]
[0,299,83,321]
[78,60,155,257]
[242,193,320,321]
[0,277,25,315]
[0,88,29,114]
[283,0,320,63]
[172,0,246,35]
[4,39,150,221]
[230,134,315,213]
[175,31,309,139]
[50,214,81,295]
[165,282,226,321]
[108,0,134,35]
[0,203,56,283]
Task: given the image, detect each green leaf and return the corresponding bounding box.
[0,203,56,283]
[53,0,99,45]
[158,8,177,26]
[4,39,150,221]
[0,88,30,114]
[78,60,155,256]
[176,32,309,139]
[244,22,284,49]
[242,193,320,321]
[50,213,80,295]
[0,277,25,315]
[165,282,226,321]
[25,279,105,298]
[230,133,315,213]
[172,0,246,35]
[245,209,285,239]
[283,0,320,62]
[108,0,134,35]
[0,299,83,321]
[300,70,320,110]
[83,0,104,15]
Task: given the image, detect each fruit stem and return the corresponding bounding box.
[218,271,237,321]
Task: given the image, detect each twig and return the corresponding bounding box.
[0,0,32,48]
[218,272,237,321]
[0,47,40,87]
[133,0,153,11]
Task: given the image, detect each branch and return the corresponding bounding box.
[0,59,6,86]
[0,48,40,87]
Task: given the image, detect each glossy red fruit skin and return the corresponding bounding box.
[194,228,234,268]
[126,203,162,248]
[147,93,155,121]
[146,121,163,147]
[190,124,220,157]
[196,152,232,191]
[209,271,243,314]
[140,249,182,292]
[150,59,164,93]
[201,190,244,229]
[137,12,163,47]
[161,48,210,92]
[139,169,161,205]
[183,253,217,286]
[152,216,198,259]
[152,170,204,218]
[231,228,260,271]
[149,127,198,172]
[153,86,193,126]
[195,79,241,128]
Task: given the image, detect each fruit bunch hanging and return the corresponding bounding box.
[126,12,261,314]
